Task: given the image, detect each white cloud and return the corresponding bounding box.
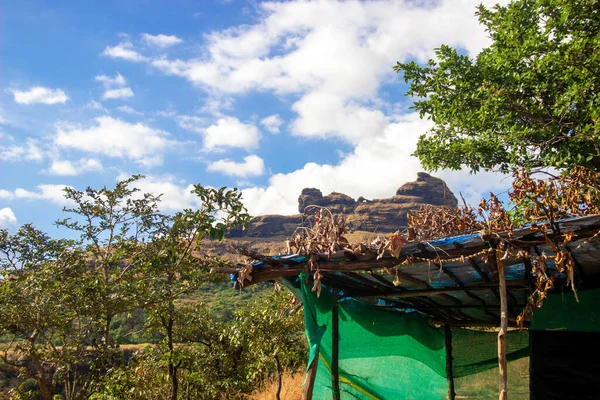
[141,33,183,48]
[119,174,200,211]
[102,87,134,100]
[0,208,17,231]
[96,0,513,218]
[291,92,388,144]
[95,73,127,87]
[177,115,259,151]
[95,73,134,99]
[48,158,103,176]
[240,113,509,216]
[0,138,44,162]
[202,117,259,151]
[85,100,109,112]
[9,86,69,105]
[0,184,73,206]
[260,114,283,134]
[176,115,205,133]
[208,155,265,178]
[54,116,174,167]
[145,0,506,144]
[117,105,142,115]
[102,42,148,62]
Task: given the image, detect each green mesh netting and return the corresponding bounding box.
[298,274,529,399]
[530,288,600,332]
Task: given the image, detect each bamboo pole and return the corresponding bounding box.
[497,253,508,400]
[331,301,340,400]
[303,354,319,400]
[445,324,456,400]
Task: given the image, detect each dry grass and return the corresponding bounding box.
[249,372,304,400]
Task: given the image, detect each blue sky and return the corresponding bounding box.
[0,0,512,234]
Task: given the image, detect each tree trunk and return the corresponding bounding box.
[275,354,282,400]
[166,315,179,400]
[37,375,54,400]
[168,364,179,400]
[31,357,54,400]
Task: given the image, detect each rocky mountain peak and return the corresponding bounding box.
[230,173,458,237]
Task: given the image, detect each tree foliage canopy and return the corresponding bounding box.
[395,0,600,172]
[0,176,269,400]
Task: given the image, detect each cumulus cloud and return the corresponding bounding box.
[141,33,183,48]
[0,138,44,162]
[95,73,126,87]
[102,87,134,100]
[9,86,69,105]
[240,113,510,216]
[260,114,283,134]
[0,208,17,231]
[0,184,73,206]
[119,174,200,211]
[194,117,259,151]
[95,73,134,100]
[143,0,506,143]
[100,0,513,216]
[48,158,103,176]
[103,42,148,62]
[54,116,175,167]
[207,155,265,178]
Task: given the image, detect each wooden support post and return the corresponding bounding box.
[445,324,456,400]
[497,254,508,400]
[303,354,319,400]
[331,301,341,400]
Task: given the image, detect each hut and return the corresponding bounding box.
[222,212,600,399]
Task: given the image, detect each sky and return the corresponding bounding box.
[0,0,513,234]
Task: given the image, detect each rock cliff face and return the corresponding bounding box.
[229,173,457,237]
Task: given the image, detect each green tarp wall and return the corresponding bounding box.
[299,274,530,399]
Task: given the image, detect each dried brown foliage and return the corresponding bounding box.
[406,192,512,242]
[510,166,600,225]
[288,207,350,296]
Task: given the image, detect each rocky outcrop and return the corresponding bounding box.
[228,214,302,238]
[395,172,457,206]
[298,189,356,214]
[231,173,457,237]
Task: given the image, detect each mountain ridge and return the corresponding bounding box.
[230,172,457,238]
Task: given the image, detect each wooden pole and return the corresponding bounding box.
[303,353,319,400]
[497,254,508,400]
[445,324,456,400]
[331,301,341,400]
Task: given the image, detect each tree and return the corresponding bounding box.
[395,0,600,173]
[56,175,164,350]
[1,177,251,400]
[138,186,250,400]
[229,290,306,400]
[0,225,99,400]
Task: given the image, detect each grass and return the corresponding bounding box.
[249,372,304,400]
